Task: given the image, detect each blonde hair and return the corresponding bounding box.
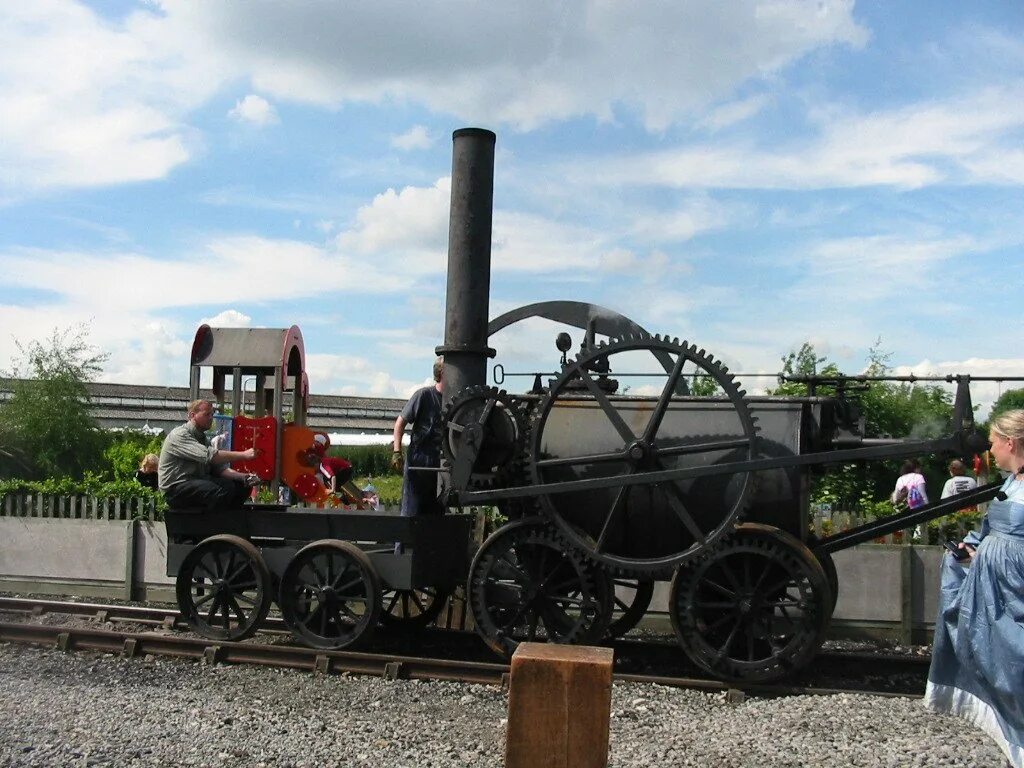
[139,453,159,471]
[991,409,1024,442]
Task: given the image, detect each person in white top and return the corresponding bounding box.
[892,458,929,507]
[941,459,978,499]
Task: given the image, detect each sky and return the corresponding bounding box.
[1,1,1023,415]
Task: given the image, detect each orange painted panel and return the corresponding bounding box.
[282,424,331,503]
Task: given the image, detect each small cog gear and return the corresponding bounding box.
[442,386,528,489]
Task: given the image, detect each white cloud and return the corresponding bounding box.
[335,178,450,270]
[0,303,193,386]
[391,125,433,151]
[0,1,868,195]
[599,249,637,271]
[228,94,278,125]
[891,358,1024,418]
[305,353,422,397]
[628,197,736,243]
[0,2,221,192]
[784,234,976,304]
[102,320,192,386]
[698,94,772,132]
[589,87,1024,190]
[0,236,409,313]
[199,309,252,327]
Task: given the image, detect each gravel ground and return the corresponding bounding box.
[0,643,1007,768]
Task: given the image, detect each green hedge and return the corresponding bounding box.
[0,475,167,519]
[328,444,396,478]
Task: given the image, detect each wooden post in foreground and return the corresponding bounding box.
[504,643,614,768]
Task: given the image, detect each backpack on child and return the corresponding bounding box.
[906,484,925,509]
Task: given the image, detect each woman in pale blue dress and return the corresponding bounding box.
[925,409,1024,767]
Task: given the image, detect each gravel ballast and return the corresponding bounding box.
[0,643,1006,767]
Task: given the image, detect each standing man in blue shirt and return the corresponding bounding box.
[391,357,445,516]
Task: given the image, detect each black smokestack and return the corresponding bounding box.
[436,128,497,410]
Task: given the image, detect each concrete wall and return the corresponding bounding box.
[0,517,946,641]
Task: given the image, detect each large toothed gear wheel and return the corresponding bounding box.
[443,386,527,488]
[669,523,832,683]
[529,334,758,576]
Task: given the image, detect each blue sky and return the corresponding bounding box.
[1,1,1023,414]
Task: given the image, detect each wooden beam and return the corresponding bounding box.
[505,643,614,768]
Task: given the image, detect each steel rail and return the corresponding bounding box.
[0,621,506,685]
[0,596,291,634]
[0,616,924,699]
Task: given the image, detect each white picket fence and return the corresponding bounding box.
[1,492,159,521]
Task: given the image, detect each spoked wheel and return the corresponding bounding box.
[379,586,451,631]
[605,577,655,639]
[670,523,832,683]
[279,540,381,650]
[175,534,272,641]
[468,520,611,657]
[529,334,758,576]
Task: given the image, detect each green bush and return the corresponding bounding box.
[0,474,166,519]
[328,444,396,477]
[104,432,164,480]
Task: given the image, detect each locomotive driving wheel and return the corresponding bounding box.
[467,519,611,657]
[379,586,451,630]
[442,386,526,489]
[529,334,758,576]
[175,534,272,641]
[604,576,655,639]
[278,540,381,650]
[669,523,832,683]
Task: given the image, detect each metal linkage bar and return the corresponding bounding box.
[459,433,979,505]
[782,374,1024,384]
[814,481,1003,554]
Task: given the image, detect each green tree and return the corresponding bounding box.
[767,342,843,398]
[858,340,953,440]
[989,388,1024,423]
[689,373,721,396]
[765,340,956,513]
[0,326,109,480]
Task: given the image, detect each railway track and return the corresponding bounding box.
[0,596,928,698]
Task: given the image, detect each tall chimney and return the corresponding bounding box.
[435,128,497,410]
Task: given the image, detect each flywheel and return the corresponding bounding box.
[528,334,758,576]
